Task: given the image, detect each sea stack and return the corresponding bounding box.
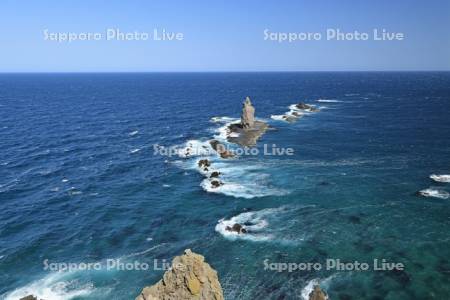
[227,97,268,147]
[241,96,256,128]
[136,249,224,300]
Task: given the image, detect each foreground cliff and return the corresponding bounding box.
[136,249,224,300]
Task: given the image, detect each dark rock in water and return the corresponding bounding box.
[209,140,235,158]
[198,159,211,168]
[210,171,221,178]
[20,296,38,300]
[282,115,298,123]
[296,102,320,112]
[225,223,247,234]
[210,180,222,188]
[309,285,328,300]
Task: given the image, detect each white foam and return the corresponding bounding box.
[300,276,334,300]
[316,99,341,103]
[130,148,141,154]
[4,272,94,300]
[128,130,139,136]
[418,188,449,199]
[210,116,238,123]
[301,279,320,300]
[215,210,273,242]
[177,139,214,158]
[430,174,450,183]
[162,184,171,188]
[270,115,287,121]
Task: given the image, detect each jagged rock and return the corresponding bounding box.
[241,97,255,129]
[20,296,38,300]
[309,285,328,300]
[198,159,210,169]
[136,249,224,300]
[210,171,221,178]
[225,223,247,234]
[227,97,268,147]
[209,140,234,159]
[296,102,319,112]
[210,180,222,188]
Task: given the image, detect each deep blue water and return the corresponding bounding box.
[0,72,450,299]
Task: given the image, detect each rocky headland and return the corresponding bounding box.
[136,249,224,300]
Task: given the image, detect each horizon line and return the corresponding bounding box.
[1,70,449,74]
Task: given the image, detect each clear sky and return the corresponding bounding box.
[0,0,449,72]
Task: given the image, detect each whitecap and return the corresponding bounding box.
[214,206,306,243]
[62,179,69,183]
[430,174,450,183]
[4,272,94,300]
[162,184,171,188]
[201,178,287,199]
[177,139,215,158]
[215,210,273,242]
[210,116,238,123]
[316,99,341,103]
[130,148,141,154]
[129,130,139,136]
[418,188,449,199]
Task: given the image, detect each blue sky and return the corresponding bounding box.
[0,0,449,72]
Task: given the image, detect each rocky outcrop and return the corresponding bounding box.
[227,97,268,147]
[241,97,256,128]
[210,171,221,178]
[136,249,224,300]
[209,140,235,159]
[296,102,319,112]
[309,285,328,300]
[19,296,38,300]
[198,159,211,171]
[225,223,247,234]
[210,180,223,188]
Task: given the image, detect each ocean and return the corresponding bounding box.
[1,72,449,299]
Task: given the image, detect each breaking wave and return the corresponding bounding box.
[215,206,309,243]
[430,174,450,183]
[418,188,449,199]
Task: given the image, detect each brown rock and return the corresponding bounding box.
[209,140,235,159]
[241,97,255,129]
[225,223,247,234]
[136,249,224,300]
[198,159,211,169]
[210,171,221,178]
[296,102,319,112]
[309,285,328,300]
[20,296,38,300]
[210,180,222,188]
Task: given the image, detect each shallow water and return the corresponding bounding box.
[1,72,450,299]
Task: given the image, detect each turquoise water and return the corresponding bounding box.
[1,72,449,299]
